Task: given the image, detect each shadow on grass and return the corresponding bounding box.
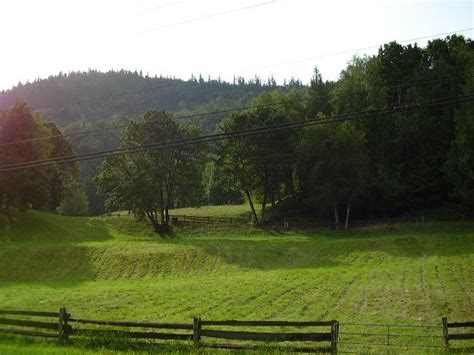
[165,221,474,271]
[0,210,113,244]
[0,332,334,354]
[2,211,474,282]
[109,217,474,272]
[0,333,196,354]
[0,245,103,286]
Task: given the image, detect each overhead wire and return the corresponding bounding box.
[254,27,474,70]
[143,0,275,32]
[1,93,472,173]
[3,27,470,126]
[0,74,471,149]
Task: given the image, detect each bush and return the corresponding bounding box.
[57,186,89,216]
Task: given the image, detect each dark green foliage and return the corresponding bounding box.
[297,122,368,227]
[46,122,80,211]
[202,160,243,205]
[326,35,474,217]
[57,182,90,216]
[218,90,305,224]
[1,35,473,222]
[0,70,277,127]
[447,74,474,206]
[0,71,282,214]
[306,67,334,118]
[0,101,80,216]
[95,110,207,233]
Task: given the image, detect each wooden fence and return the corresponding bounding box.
[1,309,473,353]
[0,309,70,340]
[195,318,338,353]
[169,214,250,225]
[0,309,337,353]
[168,213,471,229]
[442,317,474,351]
[345,213,470,229]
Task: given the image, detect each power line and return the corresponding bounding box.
[0,98,308,148]
[255,27,474,70]
[136,1,184,15]
[0,25,464,132]
[143,0,275,33]
[1,93,472,172]
[5,27,468,116]
[0,74,470,149]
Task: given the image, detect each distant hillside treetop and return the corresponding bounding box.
[0,70,303,126]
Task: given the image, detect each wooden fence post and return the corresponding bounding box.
[58,307,68,341]
[193,317,201,346]
[442,317,449,351]
[331,320,338,354]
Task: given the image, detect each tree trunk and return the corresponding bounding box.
[159,208,165,225]
[245,189,259,225]
[165,205,169,225]
[270,184,276,208]
[333,204,339,228]
[146,212,161,233]
[261,174,269,224]
[289,172,296,197]
[345,200,351,229]
[158,184,165,225]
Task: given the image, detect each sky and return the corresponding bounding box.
[0,0,472,91]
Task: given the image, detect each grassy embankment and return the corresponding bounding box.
[0,205,473,353]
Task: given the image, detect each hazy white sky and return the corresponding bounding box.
[0,0,472,90]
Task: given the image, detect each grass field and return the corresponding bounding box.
[0,206,473,353]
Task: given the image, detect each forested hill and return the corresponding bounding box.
[0,70,302,215]
[0,70,296,132]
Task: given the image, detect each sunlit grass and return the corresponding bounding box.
[0,208,473,353]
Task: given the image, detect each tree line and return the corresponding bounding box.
[95,35,473,231]
[0,69,290,215]
[0,102,88,218]
[1,35,473,230]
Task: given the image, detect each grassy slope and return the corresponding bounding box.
[0,207,473,352]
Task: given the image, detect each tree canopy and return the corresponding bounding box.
[96,110,206,232]
[0,101,79,217]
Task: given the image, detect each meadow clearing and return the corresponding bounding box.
[0,206,473,353]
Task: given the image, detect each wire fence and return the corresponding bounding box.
[166,212,472,230]
[336,322,445,351]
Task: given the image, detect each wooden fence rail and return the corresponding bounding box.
[68,318,193,329]
[168,212,471,229]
